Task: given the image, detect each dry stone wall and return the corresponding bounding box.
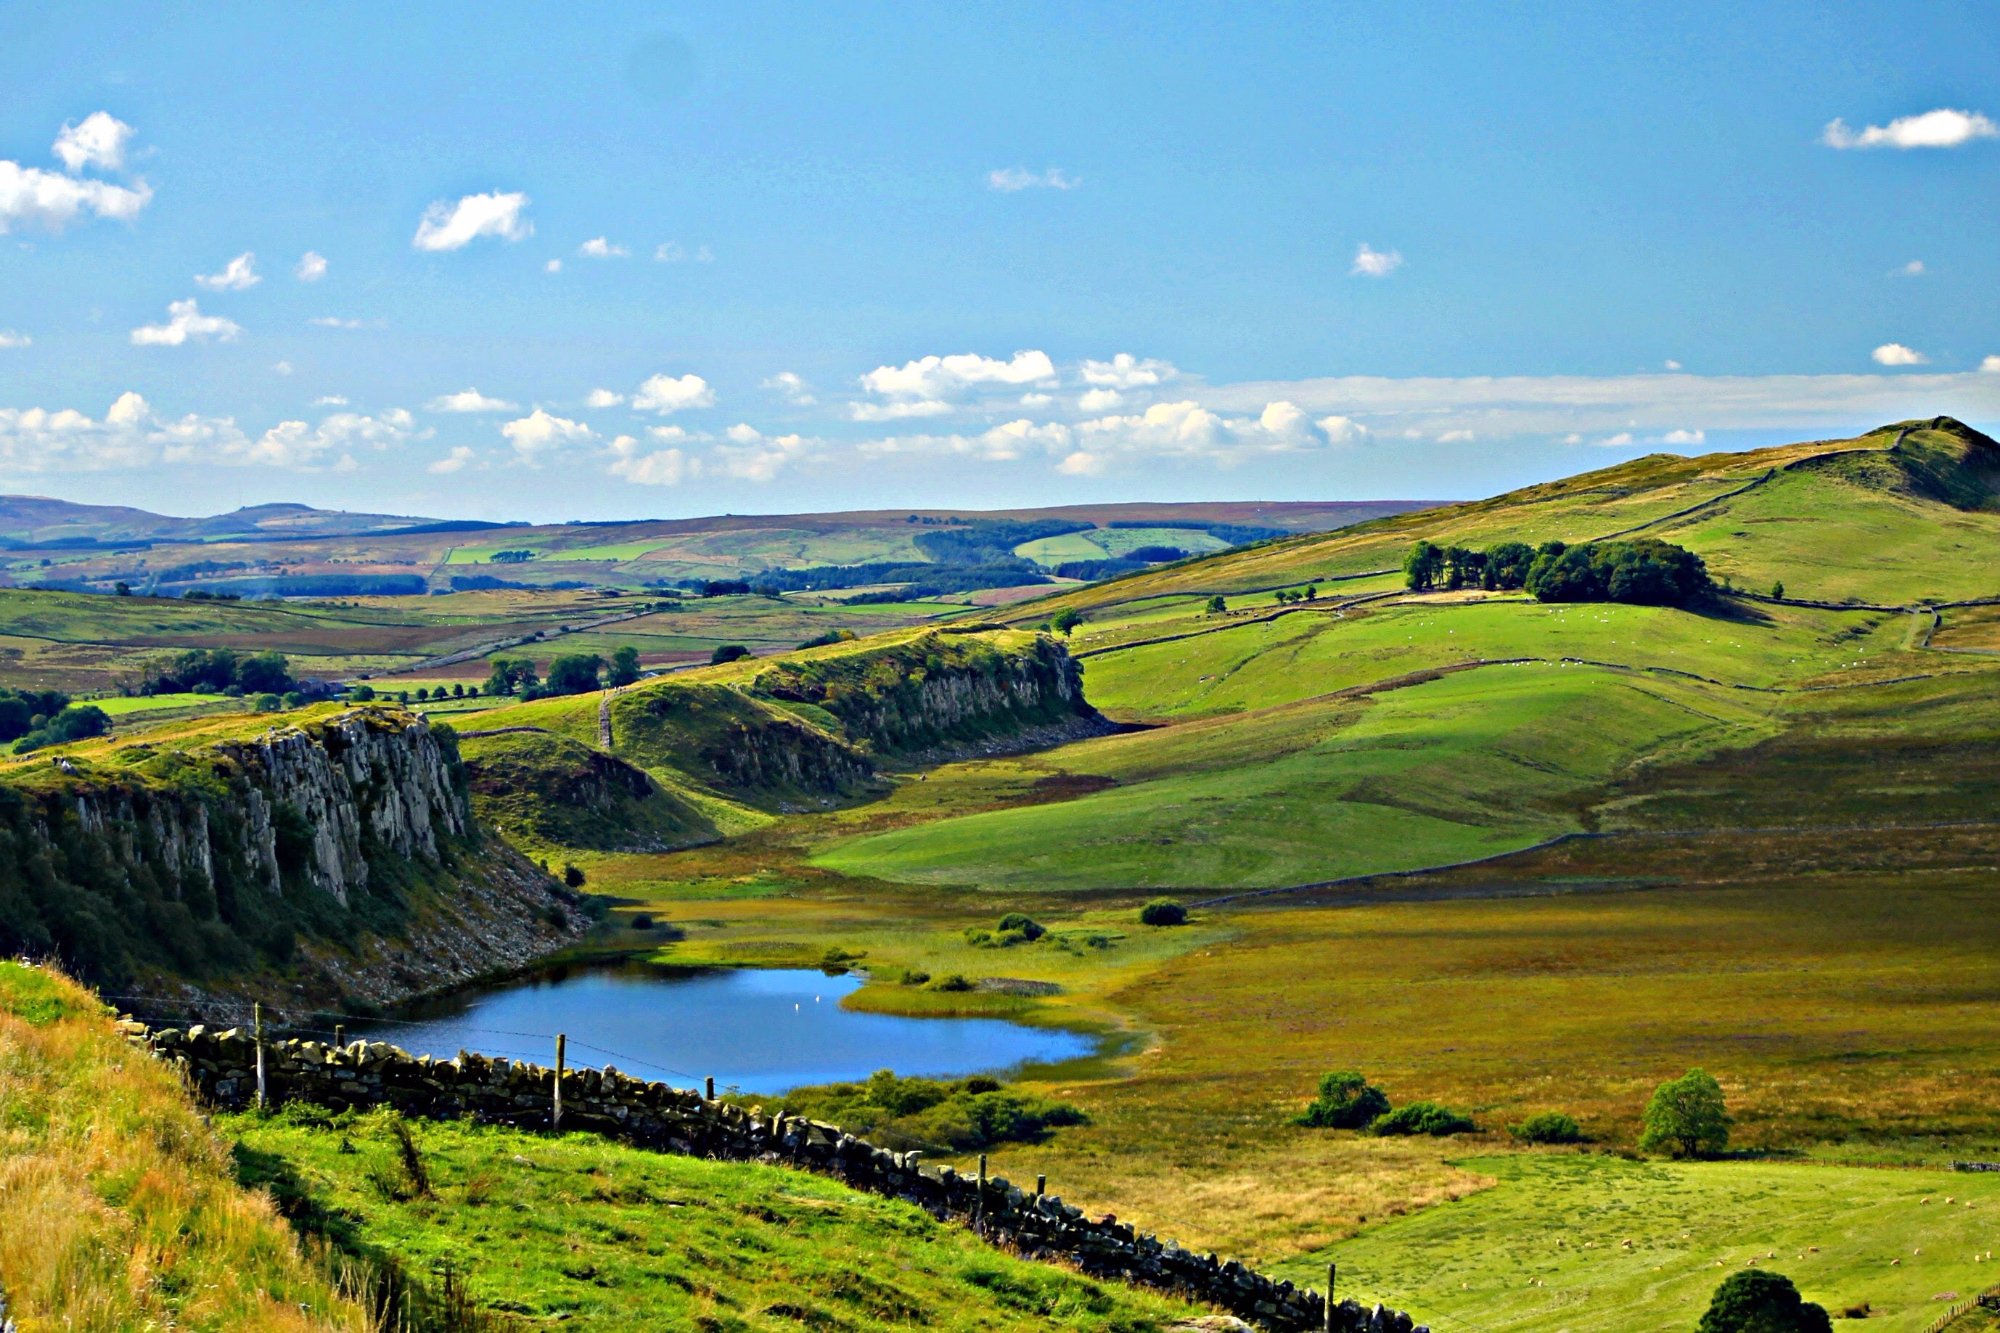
[137,1023,1425,1333]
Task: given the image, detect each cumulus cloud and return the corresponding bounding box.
[1077,388,1123,412]
[848,399,954,422]
[272,361,294,376]
[1983,356,2000,374]
[585,387,626,408]
[1823,108,1999,150]
[1050,398,1343,475]
[632,372,715,413]
[501,408,592,459]
[545,258,563,273]
[654,241,713,263]
[428,445,477,475]
[412,191,532,251]
[1664,359,1684,371]
[428,387,518,413]
[0,331,28,349]
[296,251,328,282]
[578,236,629,258]
[859,350,1056,405]
[1080,354,1177,390]
[858,418,1073,465]
[762,371,815,404]
[1661,428,1706,445]
[312,395,348,407]
[53,112,135,173]
[130,298,241,346]
[710,424,812,481]
[1893,260,1926,277]
[1351,242,1404,277]
[0,392,421,472]
[195,252,260,291]
[1437,429,1476,443]
[0,162,151,233]
[1316,413,1367,444]
[1872,342,1927,367]
[607,433,693,485]
[987,166,1079,192]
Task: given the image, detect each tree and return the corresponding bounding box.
[1139,898,1187,926]
[607,645,642,687]
[486,657,537,697]
[451,682,466,698]
[234,651,294,695]
[710,644,752,665]
[1049,608,1082,637]
[1638,1068,1730,1159]
[1403,541,1446,592]
[1205,595,1227,614]
[545,653,605,696]
[1697,1270,1831,1333]
[1771,580,1785,600]
[562,863,587,889]
[347,683,376,701]
[1296,1071,1391,1129]
[114,581,132,596]
[1484,541,1536,590]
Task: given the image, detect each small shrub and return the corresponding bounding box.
[898,968,931,986]
[1370,1101,1476,1137]
[629,914,654,931]
[562,863,587,888]
[710,643,752,665]
[1296,1071,1391,1129]
[927,973,972,992]
[1512,1111,1584,1144]
[1139,898,1187,927]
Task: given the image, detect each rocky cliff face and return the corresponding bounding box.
[0,706,586,1015]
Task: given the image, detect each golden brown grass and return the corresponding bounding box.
[0,961,367,1331]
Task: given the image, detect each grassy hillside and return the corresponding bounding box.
[0,962,367,1330]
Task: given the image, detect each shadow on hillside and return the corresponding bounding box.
[1703,595,1776,626]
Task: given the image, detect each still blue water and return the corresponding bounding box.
[352,962,1093,1094]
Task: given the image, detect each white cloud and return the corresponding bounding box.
[309,316,368,330]
[1436,428,1476,443]
[987,166,1079,192]
[1893,260,1926,277]
[1078,388,1123,412]
[1663,359,1684,371]
[648,425,695,444]
[859,349,1056,403]
[195,251,260,291]
[848,398,954,422]
[0,393,423,472]
[1661,428,1706,445]
[545,258,563,273]
[272,360,294,376]
[1019,392,1054,407]
[578,236,629,259]
[501,408,592,459]
[428,445,477,475]
[1316,413,1367,443]
[858,419,1073,465]
[1872,342,1927,367]
[295,251,328,282]
[53,112,136,174]
[428,387,518,413]
[586,387,626,408]
[0,161,151,233]
[412,191,531,251]
[607,433,693,485]
[1080,353,1178,389]
[130,298,241,346]
[632,372,715,413]
[0,331,29,349]
[1597,432,1634,447]
[312,395,349,407]
[1983,356,2000,374]
[1823,108,1999,150]
[762,371,815,405]
[711,425,811,481]
[653,241,714,263]
[1351,242,1404,278]
[1052,398,1345,475]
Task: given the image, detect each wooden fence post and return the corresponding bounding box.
[1324,1262,1336,1331]
[553,1033,566,1132]
[705,1075,715,1100]
[333,1023,346,1048]
[1036,1174,1046,1197]
[253,1002,266,1111]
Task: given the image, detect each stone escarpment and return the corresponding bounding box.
[138,1023,1427,1333]
[0,707,586,1014]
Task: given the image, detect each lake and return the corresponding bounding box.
[351,961,1094,1094]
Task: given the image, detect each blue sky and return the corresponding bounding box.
[3,2,1999,522]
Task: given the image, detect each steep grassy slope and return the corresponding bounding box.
[225,1107,1208,1332]
[0,962,366,1331]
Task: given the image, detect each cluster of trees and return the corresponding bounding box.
[0,686,111,753]
[1404,538,1714,608]
[1273,585,1318,605]
[1294,1071,1475,1136]
[758,1068,1087,1154]
[141,648,297,697]
[488,549,537,563]
[483,645,644,699]
[963,912,1046,948]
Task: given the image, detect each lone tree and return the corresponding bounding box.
[607,645,642,687]
[1205,595,1227,614]
[1049,608,1082,637]
[1697,1270,1831,1333]
[1297,1070,1391,1129]
[710,643,752,665]
[1638,1068,1731,1159]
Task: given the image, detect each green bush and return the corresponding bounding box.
[1138,898,1187,926]
[1370,1101,1476,1137]
[710,644,752,665]
[968,913,1046,947]
[926,973,972,992]
[898,968,931,986]
[1511,1111,1584,1144]
[1296,1071,1391,1129]
[761,1069,1087,1153]
[1697,1270,1831,1333]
